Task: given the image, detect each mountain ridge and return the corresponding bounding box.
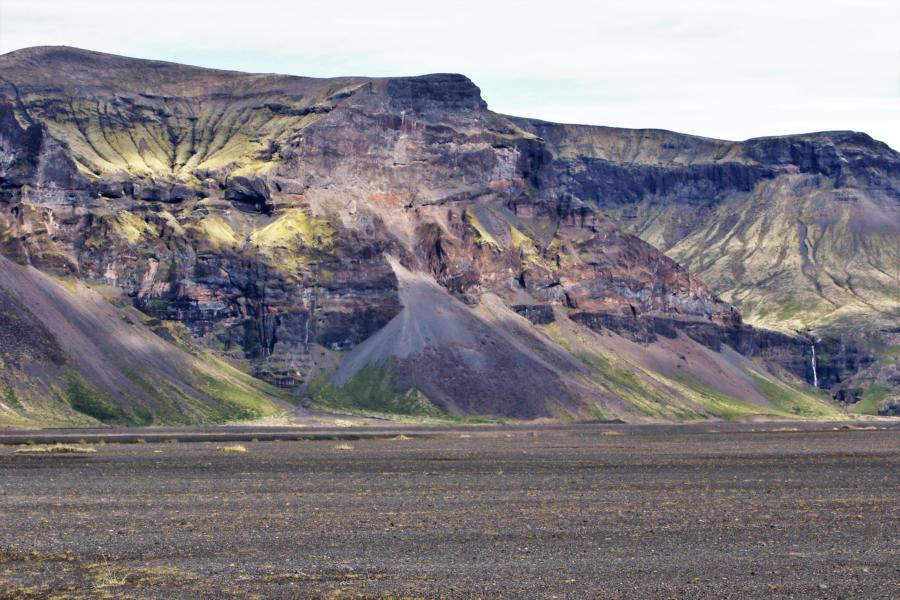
[3,46,888,149]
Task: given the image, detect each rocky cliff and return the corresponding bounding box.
[0,46,875,424]
[512,119,899,413]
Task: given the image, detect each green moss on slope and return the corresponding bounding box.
[64,370,130,425]
[192,370,281,421]
[192,216,240,250]
[749,373,841,418]
[313,364,445,417]
[849,383,892,415]
[542,322,699,420]
[108,210,158,244]
[249,208,334,272]
[465,208,502,251]
[674,374,784,420]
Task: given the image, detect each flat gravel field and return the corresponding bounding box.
[0,422,897,599]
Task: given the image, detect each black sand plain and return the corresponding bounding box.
[1,421,898,599]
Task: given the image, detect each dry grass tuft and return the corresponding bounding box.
[217,445,247,453]
[15,444,97,455]
[334,443,354,451]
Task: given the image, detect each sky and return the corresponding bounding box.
[1,0,898,149]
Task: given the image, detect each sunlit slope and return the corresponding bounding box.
[514,119,900,339]
[615,176,899,337]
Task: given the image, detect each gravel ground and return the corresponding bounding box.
[0,422,897,599]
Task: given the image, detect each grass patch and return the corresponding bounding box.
[586,404,608,421]
[217,444,247,453]
[876,345,900,366]
[192,370,279,422]
[15,444,97,455]
[249,208,334,272]
[849,383,892,415]
[192,215,239,250]
[749,372,840,418]
[114,366,188,426]
[64,371,129,424]
[508,225,544,267]
[774,300,816,322]
[88,563,199,589]
[1,384,21,409]
[464,207,502,251]
[541,322,699,420]
[251,208,333,250]
[313,364,446,418]
[586,355,697,420]
[674,374,783,420]
[108,210,158,244]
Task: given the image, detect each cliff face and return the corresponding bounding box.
[0,47,867,423]
[513,119,899,412]
[515,119,899,332]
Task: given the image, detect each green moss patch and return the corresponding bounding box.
[670,374,782,420]
[64,371,129,425]
[192,369,282,422]
[849,383,892,415]
[249,208,334,272]
[192,216,239,250]
[2,384,21,409]
[313,364,445,417]
[749,373,840,418]
[542,322,699,420]
[464,208,502,251]
[108,210,158,244]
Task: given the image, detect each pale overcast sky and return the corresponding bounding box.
[1,0,898,148]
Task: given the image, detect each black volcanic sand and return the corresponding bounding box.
[0,422,897,599]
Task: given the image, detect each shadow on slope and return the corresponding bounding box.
[0,256,285,427]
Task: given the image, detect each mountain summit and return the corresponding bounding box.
[0,47,894,425]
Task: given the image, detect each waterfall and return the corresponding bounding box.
[810,344,819,388]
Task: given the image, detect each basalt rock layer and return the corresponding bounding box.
[0,46,876,423]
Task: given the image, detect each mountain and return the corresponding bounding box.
[0,46,887,425]
[511,119,899,410]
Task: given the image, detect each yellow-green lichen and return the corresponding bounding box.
[249,208,334,272]
[509,225,545,267]
[192,216,240,250]
[465,208,502,251]
[108,211,158,244]
[158,210,186,236]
